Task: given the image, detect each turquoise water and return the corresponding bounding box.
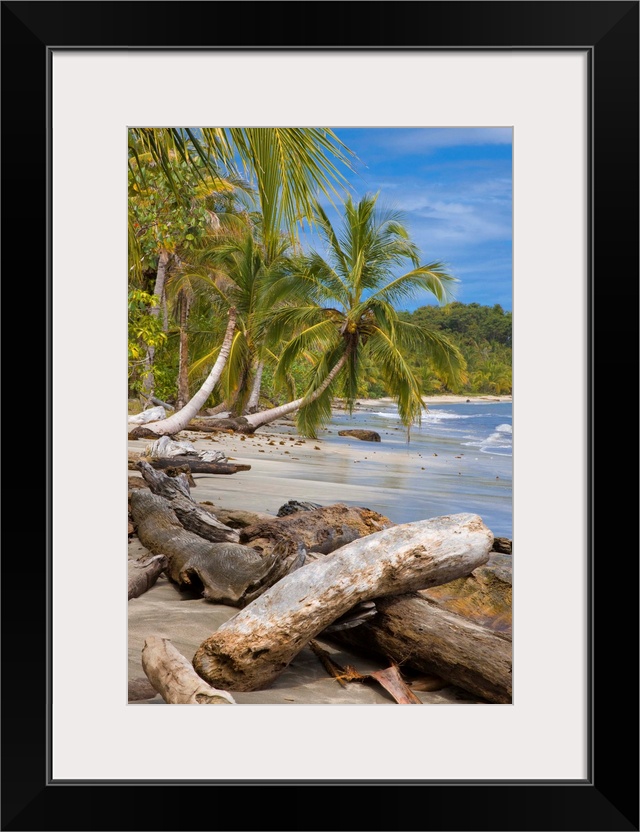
[318,401,513,538]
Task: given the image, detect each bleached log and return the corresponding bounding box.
[193,513,493,691]
[142,636,235,704]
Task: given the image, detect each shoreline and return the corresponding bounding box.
[345,394,512,406]
[128,398,512,536]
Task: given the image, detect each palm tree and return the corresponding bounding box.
[129,128,354,260]
[128,128,355,432]
[242,194,466,437]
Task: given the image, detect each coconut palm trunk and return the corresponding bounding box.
[143,308,238,436]
[245,359,265,413]
[142,249,170,397]
[244,352,347,431]
[176,292,191,409]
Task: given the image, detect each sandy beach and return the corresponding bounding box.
[128,396,512,705]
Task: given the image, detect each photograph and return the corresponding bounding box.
[2,0,636,827]
[126,127,513,706]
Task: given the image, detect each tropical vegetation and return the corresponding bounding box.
[128,127,511,439]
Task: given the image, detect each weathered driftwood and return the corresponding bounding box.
[492,537,512,554]
[128,451,250,475]
[136,461,239,543]
[193,513,493,691]
[207,506,276,529]
[276,500,322,517]
[337,429,381,442]
[142,636,235,704]
[149,396,174,411]
[128,555,168,599]
[422,551,512,631]
[128,676,159,702]
[240,503,393,559]
[130,490,304,606]
[179,421,237,434]
[332,593,512,703]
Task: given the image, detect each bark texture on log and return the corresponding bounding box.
[333,593,512,703]
[142,636,235,704]
[128,555,168,600]
[136,461,239,543]
[202,506,276,529]
[128,453,250,474]
[193,513,493,691]
[240,503,393,559]
[130,490,304,606]
[179,422,235,434]
[422,552,512,632]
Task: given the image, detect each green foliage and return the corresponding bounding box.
[268,193,466,435]
[128,290,168,393]
[394,302,512,395]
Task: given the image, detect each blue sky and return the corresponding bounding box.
[305,127,512,312]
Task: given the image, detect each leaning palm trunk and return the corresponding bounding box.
[176,293,191,410]
[142,249,170,397]
[244,353,347,431]
[142,308,238,436]
[245,359,265,413]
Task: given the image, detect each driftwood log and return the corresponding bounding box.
[128,451,250,474]
[332,594,512,703]
[130,490,304,606]
[422,552,512,632]
[240,503,393,559]
[193,513,493,691]
[136,461,239,543]
[128,555,168,599]
[142,636,235,704]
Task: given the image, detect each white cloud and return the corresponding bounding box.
[377,127,513,155]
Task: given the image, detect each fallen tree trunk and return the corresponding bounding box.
[130,490,304,606]
[142,636,235,704]
[332,594,512,703]
[179,421,237,434]
[136,461,239,543]
[240,503,393,559]
[128,452,250,474]
[193,513,493,691]
[128,555,168,600]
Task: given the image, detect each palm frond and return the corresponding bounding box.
[274,319,340,387]
[366,327,425,427]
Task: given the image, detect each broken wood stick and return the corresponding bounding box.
[308,641,420,703]
[136,460,239,543]
[128,555,168,600]
[130,490,304,606]
[141,636,235,704]
[192,513,493,691]
[332,593,512,703]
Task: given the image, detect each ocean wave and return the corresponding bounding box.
[495,423,512,433]
[463,427,513,456]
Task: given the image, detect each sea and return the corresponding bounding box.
[317,400,513,539]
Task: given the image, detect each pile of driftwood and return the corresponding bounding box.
[128,461,512,705]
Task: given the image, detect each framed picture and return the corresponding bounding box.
[3,2,637,830]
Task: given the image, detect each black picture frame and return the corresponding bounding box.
[2,2,638,830]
